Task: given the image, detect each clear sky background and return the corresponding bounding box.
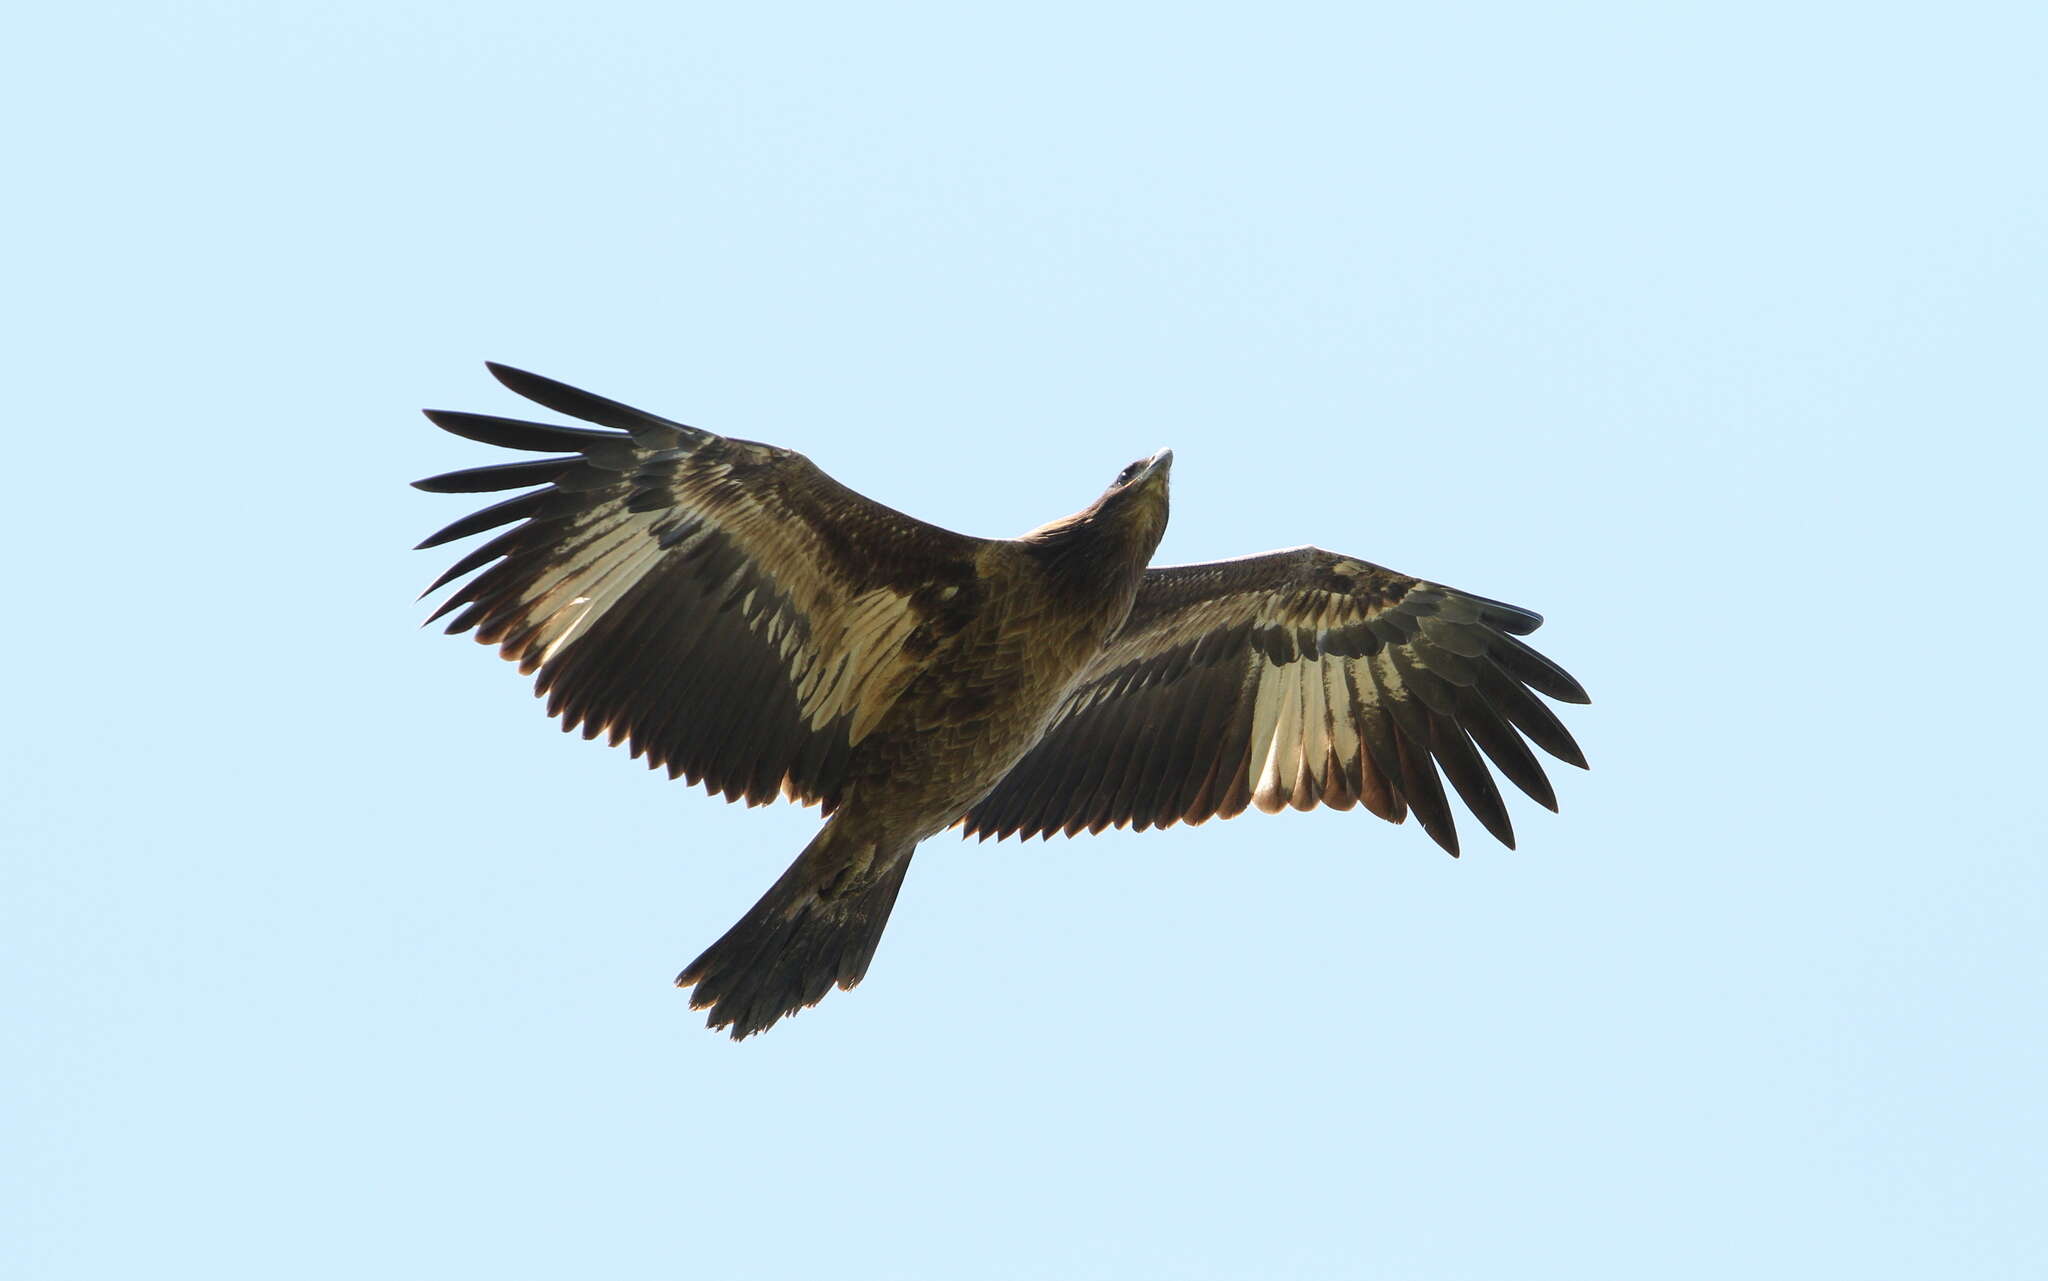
[7,4,2044,1278]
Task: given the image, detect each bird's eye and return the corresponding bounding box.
[1117,462,1142,484]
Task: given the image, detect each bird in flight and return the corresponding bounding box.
[417,365,1589,1038]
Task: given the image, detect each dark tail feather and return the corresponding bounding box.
[677,823,914,1040]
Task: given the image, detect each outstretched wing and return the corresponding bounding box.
[416,363,989,811]
[960,546,1588,855]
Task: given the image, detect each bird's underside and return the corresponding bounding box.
[417,364,1590,1038]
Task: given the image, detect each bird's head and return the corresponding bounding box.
[1102,448,1173,502]
[1093,447,1172,543]
[1020,448,1173,562]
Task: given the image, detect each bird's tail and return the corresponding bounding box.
[677,819,914,1040]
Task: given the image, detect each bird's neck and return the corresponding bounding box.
[1019,512,1159,618]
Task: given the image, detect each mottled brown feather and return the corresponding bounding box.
[958,547,1588,856]
[416,365,990,814]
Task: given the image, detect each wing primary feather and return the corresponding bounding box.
[542,587,648,738]
[1475,663,1589,768]
[1290,659,1329,810]
[419,526,526,596]
[1258,661,1306,814]
[1349,664,1406,823]
[1392,730,1460,857]
[1365,655,1458,853]
[1463,592,1545,635]
[1320,660,1361,805]
[1368,652,1436,751]
[1370,608,1422,644]
[415,491,549,549]
[411,458,577,494]
[1453,685,1557,811]
[1414,612,1490,658]
[1487,633,1591,704]
[1388,645,1465,716]
[479,517,657,655]
[1428,717,1515,848]
[485,363,710,443]
[422,408,622,453]
[422,557,524,627]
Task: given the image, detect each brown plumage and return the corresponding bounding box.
[417,364,1589,1038]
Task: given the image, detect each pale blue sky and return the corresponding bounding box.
[7,3,2044,1278]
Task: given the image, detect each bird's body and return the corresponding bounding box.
[675,522,1168,1033]
[833,525,1166,832]
[418,365,1587,1037]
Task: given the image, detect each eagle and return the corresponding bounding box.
[417,364,1589,1039]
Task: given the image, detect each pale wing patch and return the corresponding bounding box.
[503,506,668,668]
[1296,659,1330,809]
[1244,659,1290,811]
[1322,659,1358,784]
[1245,644,1397,815]
[486,491,927,746]
[792,586,924,741]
